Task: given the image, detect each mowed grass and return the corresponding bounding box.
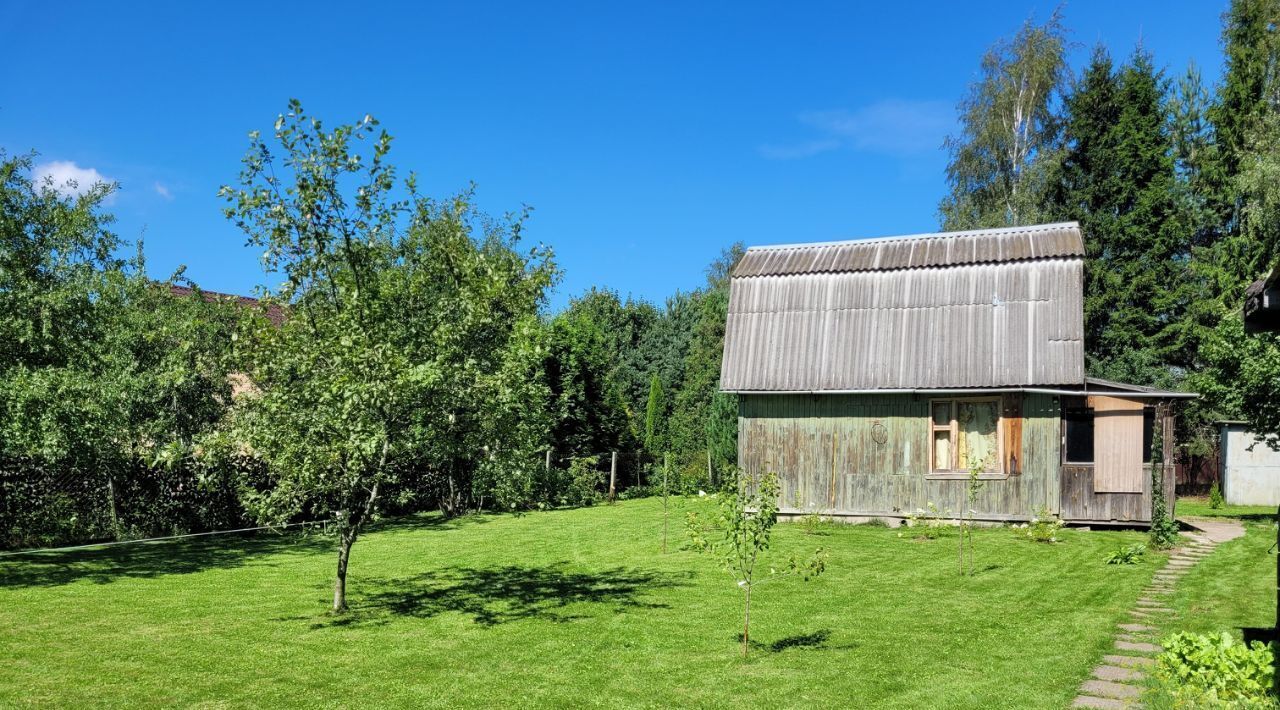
[1164,519,1277,640]
[1177,495,1279,521]
[1166,498,1277,642]
[1,498,1160,708]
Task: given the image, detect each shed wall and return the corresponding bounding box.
[738,392,1060,520]
[1221,424,1280,506]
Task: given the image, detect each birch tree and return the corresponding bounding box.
[939,10,1070,230]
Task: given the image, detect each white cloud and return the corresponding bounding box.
[757,139,841,161]
[153,181,173,201]
[761,99,954,160]
[31,160,112,200]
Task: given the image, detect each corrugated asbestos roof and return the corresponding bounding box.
[721,222,1086,391]
[732,221,1084,277]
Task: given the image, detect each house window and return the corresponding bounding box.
[1062,398,1158,464]
[1063,399,1094,463]
[929,398,1001,473]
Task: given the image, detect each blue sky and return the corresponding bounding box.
[2,1,1225,310]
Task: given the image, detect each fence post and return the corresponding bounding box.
[707,449,713,490]
[609,452,617,503]
[105,475,120,541]
[545,449,551,473]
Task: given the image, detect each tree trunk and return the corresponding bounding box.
[662,455,669,554]
[334,531,354,613]
[741,584,752,657]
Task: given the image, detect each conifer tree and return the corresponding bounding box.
[644,373,664,455]
[1052,47,1187,386]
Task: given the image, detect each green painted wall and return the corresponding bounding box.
[738,393,1061,521]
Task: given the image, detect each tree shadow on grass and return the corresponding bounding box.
[735,628,855,653]
[0,512,485,590]
[0,530,339,589]
[305,563,689,629]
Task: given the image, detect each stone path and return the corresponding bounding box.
[1070,518,1245,709]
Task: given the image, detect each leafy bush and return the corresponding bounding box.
[799,510,832,536]
[533,456,605,509]
[1023,507,1065,543]
[1209,482,1225,509]
[1104,543,1146,565]
[901,502,951,540]
[1149,632,1276,707]
[562,457,605,507]
[617,484,656,500]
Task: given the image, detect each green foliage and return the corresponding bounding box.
[939,8,1069,229]
[705,391,738,482]
[0,151,242,548]
[1104,544,1146,565]
[1150,632,1276,707]
[958,455,987,575]
[1148,408,1180,550]
[901,502,951,540]
[799,510,832,537]
[217,101,557,610]
[644,374,664,453]
[686,473,827,656]
[1209,482,1225,509]
[1023,507,1065,544]
[1051,46,1192,386]
[541,456,604,509]
[667,244,743,459]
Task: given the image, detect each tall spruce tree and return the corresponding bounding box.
[1192,0,1280,305]
[1190,3,1280,446]
[1051,47,1186,386]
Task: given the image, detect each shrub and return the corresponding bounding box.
[1148,631,1276,707]
[618,484,656,500]
[1209,482,1225,509]
[1023,507,1065,543]
[535,456,604,508]
[901,502,951,540]
[1104,544,1146,565]
[563,457,605,507]
[800,510,832,536]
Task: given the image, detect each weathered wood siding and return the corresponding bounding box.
[738,392,1060,520]
[1059,411,1174,523]
[1091,396,1145,493]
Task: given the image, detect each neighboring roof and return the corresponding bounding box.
[170,285,286,326]
[1244,262,1280,332]
[721,222,1087,392]
[1079,377,1197,399]
[732,221,1084,278]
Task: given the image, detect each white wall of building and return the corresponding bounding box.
[1220,423,1280,506]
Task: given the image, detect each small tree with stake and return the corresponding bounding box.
[957,455,988,576]
[686,471,827,657]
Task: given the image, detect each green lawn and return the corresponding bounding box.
[1163,497,1277,643]
[1177,495,1279,521]
[1163,519,1277,640]
[1,499,1163,708]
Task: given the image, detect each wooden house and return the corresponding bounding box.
[720,222,1194,526]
